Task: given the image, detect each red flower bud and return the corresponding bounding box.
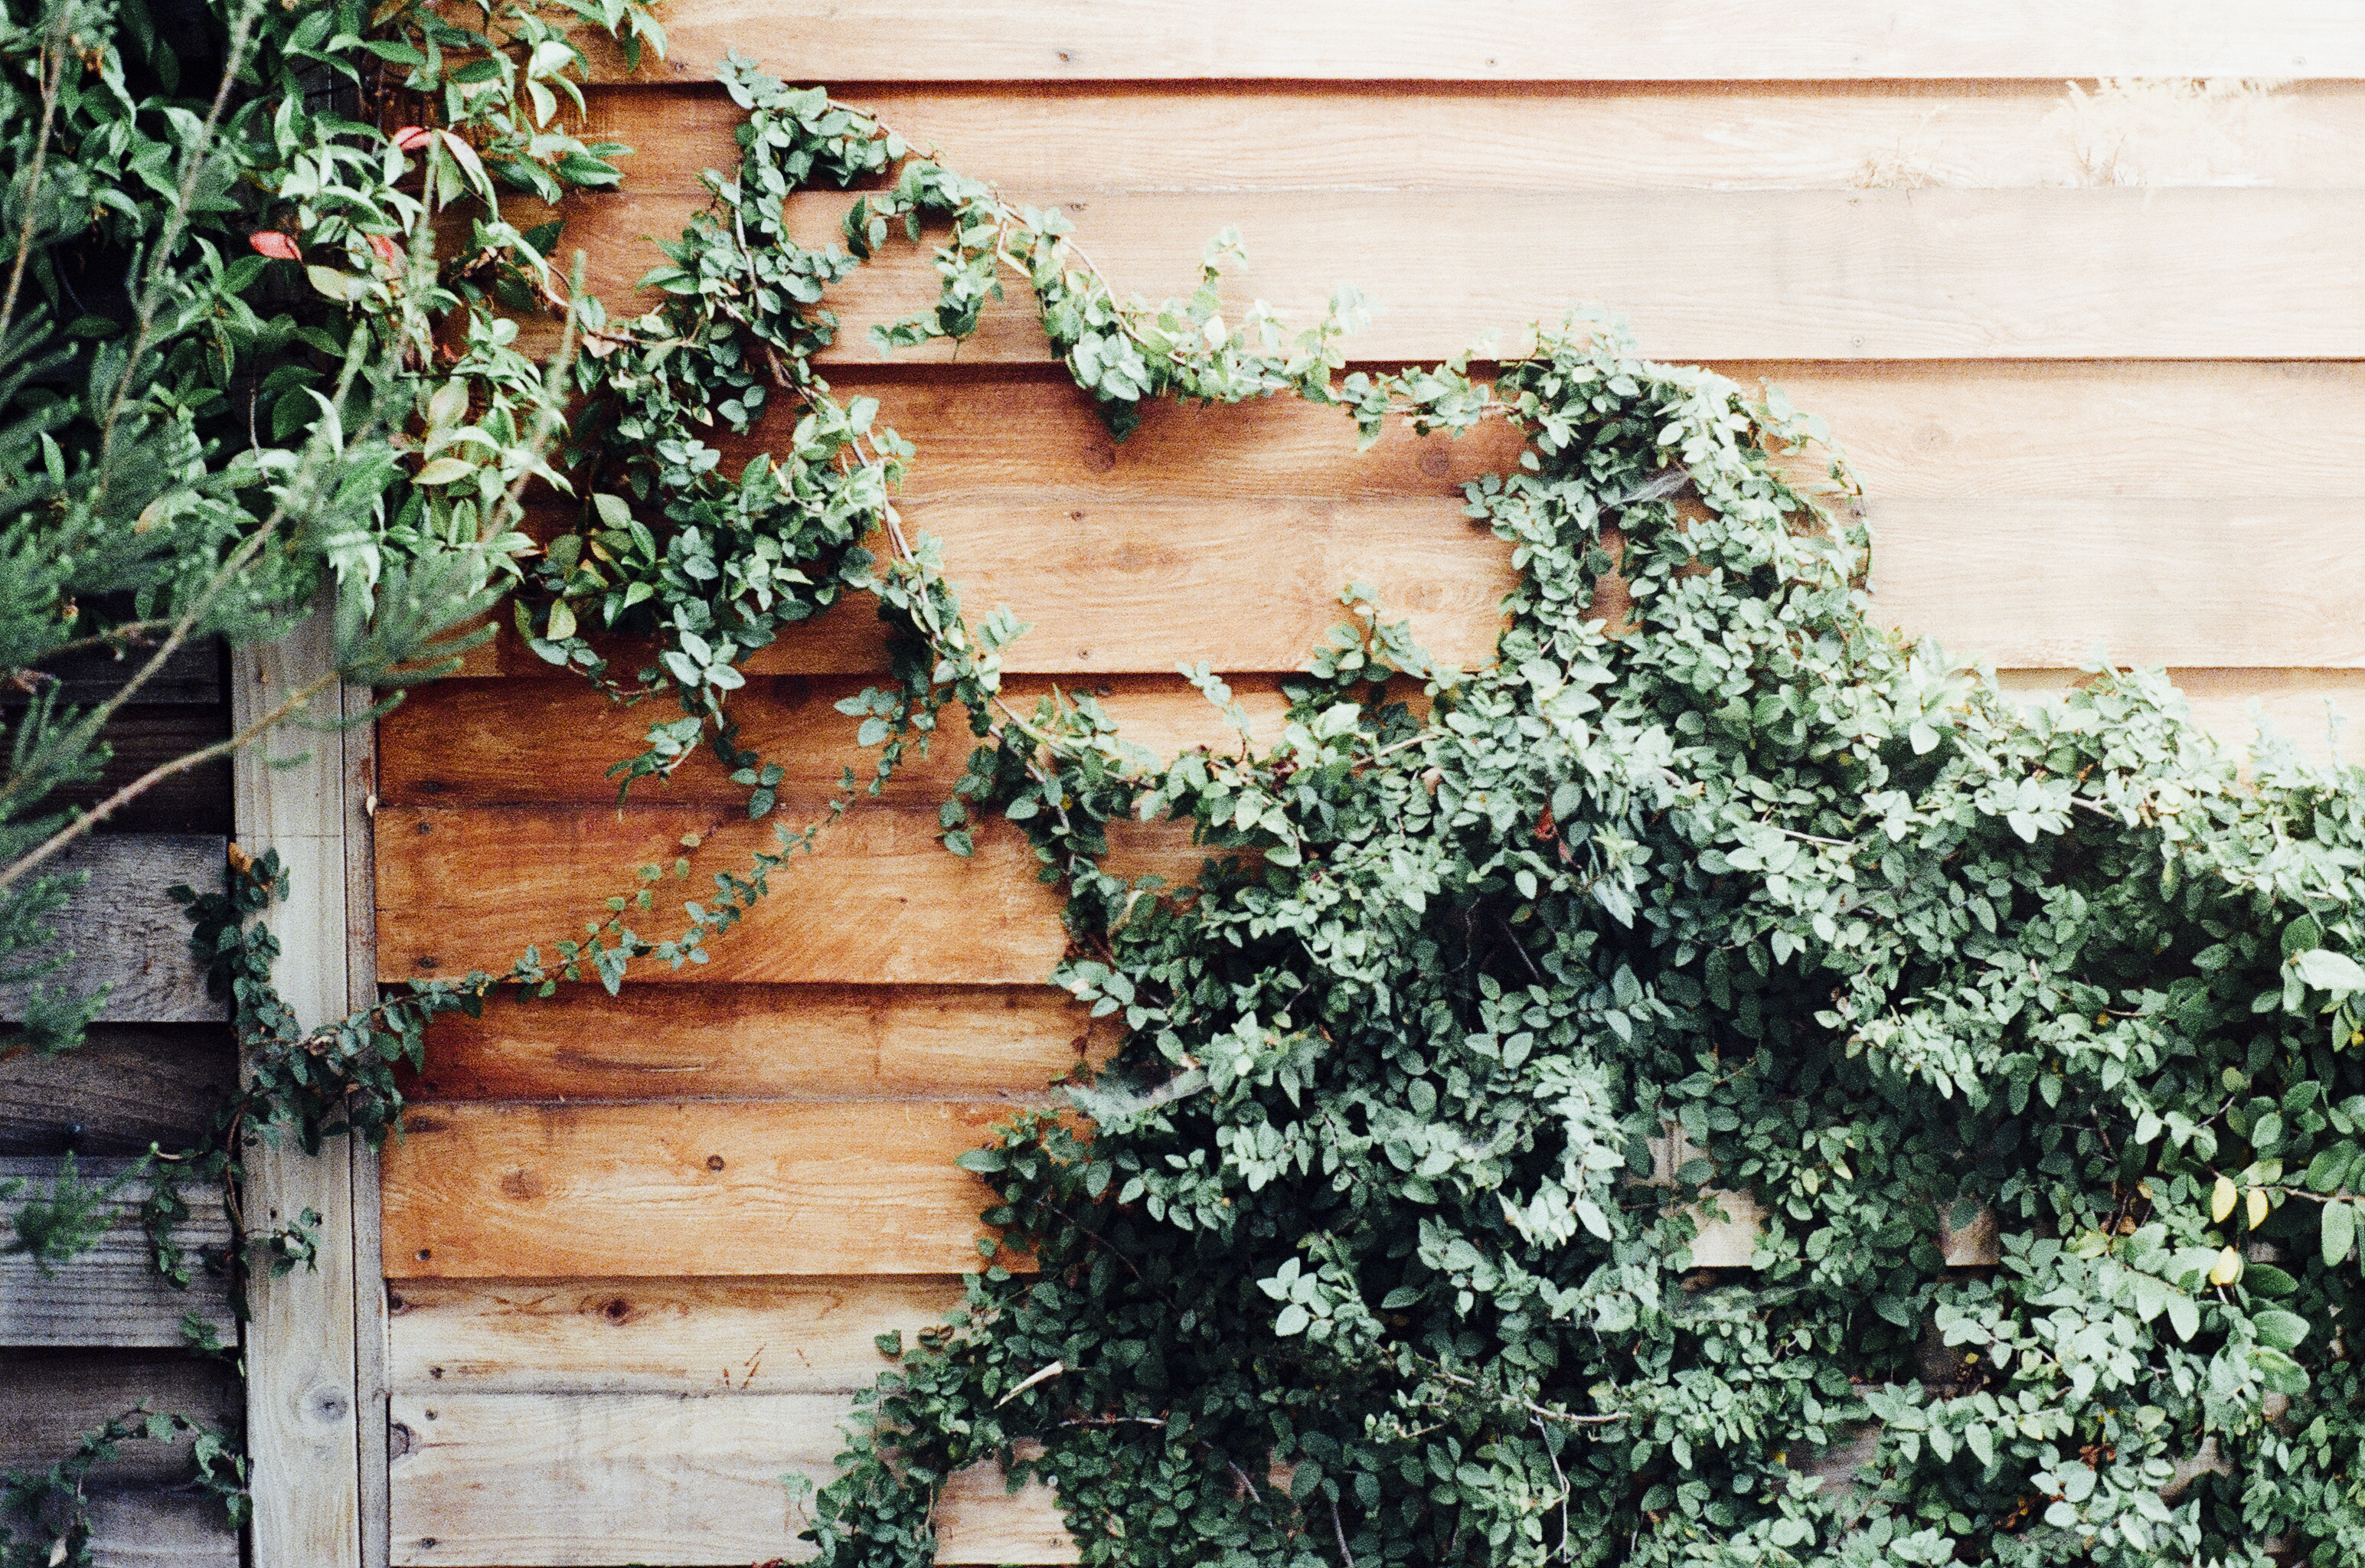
[390,126,433,152]
[368,234,403,266]
[249,231,302,261]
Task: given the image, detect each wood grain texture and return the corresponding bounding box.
[38,637,222,706]
[44,705,234,835]
[1867,498,2365,668]
[577,80,2365,195]
[380,1100,1025,1279]
[233,612,363,1568]
[0,1352,243,1565]
[374,804,1206,987]
[404,984,1106,1102]
[386,1276,966,1393]
[568,1,2365,82]
[388,1390,1073,1565]
[379,674,1292,807]
[345,678,394,1568]
[520,187,2365,363]
[0,835,223,1024]
[0,1158,235,1346]
[1998,669,2365,768]
[0,1024,237,1156]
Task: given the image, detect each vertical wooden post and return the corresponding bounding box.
[232,606,364,1568]
[345,677,391,1568]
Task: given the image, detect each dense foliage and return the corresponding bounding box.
[11,15,2365,1566]
[511,62,2365,1568]
[0,0,651,1557]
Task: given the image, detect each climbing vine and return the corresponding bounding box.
[12,13,2365,1567]
[503,54,2365,1568]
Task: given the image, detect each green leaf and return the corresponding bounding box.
[2254,1308,2311,1351]
[2294,949,2365,995]
[2324,1199,2357,1266]
[413,456,475,486]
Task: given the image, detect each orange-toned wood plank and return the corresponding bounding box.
[404,984,1108,1102]
[519,188,2365,363]
[389,1390,1074,1564]
[386,1276,968,1393]
[379,674,1292,808]
[573,80,2365,195]
[382,1100,1024,1278]
[565,2,2365,84]
[374,804,1205,985]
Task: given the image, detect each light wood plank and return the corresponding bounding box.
[1998,668,2365,768]
[345,678,394,1568]
[379,675,1292,807]
[388,1390,1073,1564]
[374,804,1205,988]
[0,1158,235,1347]
[1868,498,2365,668]
[380,1100,1024,1279]
[0,835,224,1024]
[567,1,2365,83]
[524,188,2365,363]
[233,611,363,1568]
[468,492,2365,678]
[577,80,2365,195]
[0,1023,237,1155]
[407,985,1106,1102]
[386,1276,967,1393]
[758,361,2364,503]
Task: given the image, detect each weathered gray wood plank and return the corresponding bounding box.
[0,1352,241,1567]
[0,836,224,1024]
[0,1024,237,1156]
[0,1158,235,1347]
[234,615,364,1568]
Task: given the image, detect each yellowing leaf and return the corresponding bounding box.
[305,264,366,303]
[2246,1187,2269,1230]
[2209,1246,2243,1286]
[413,456,475,486]
[2212,1175,2237,1223]
[544,599,577,640]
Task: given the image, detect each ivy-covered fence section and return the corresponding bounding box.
[346,54,2365,1567]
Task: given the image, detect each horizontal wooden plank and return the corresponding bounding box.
[570,1,2365,82]
[31,637,223,707]
[525,188,2365,362]
[380,675,1292,807]
[389,1390,1073,1564]
[387,1276,967,1393]
[1999,668,2365,767]
[1870,499,2365,668]
[770,360,2365,503]
[84,1485,243,1567]
[404,984,1106,1102]
[375,805,1203,986]
[0,1350,240,1472]
[0,835,223,1024]
[0,1023,237,1156]
[16,704,235,836]
[0,1158,236,1346]
[579,80,2365,194]
[381,1100,1024,1278]
[463,489,2365,679]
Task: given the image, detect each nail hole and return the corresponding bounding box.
[707,1154,726,1171]
[416,1248,432,1261]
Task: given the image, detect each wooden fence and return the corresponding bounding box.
[14,8,2362,1566]
[367,15,2365,1562]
